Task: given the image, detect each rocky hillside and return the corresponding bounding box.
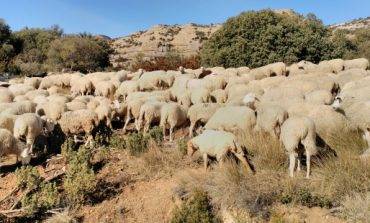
[110,23,221,68]
[331,17,370,30]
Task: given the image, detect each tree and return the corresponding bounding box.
[0,19,19,73]
[12,26,63,75]
[46,35,112,73]
[200,10,346,68]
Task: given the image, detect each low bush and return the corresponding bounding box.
[148,126,164,145]
[15,166,42,189]
[171,189,220,223]
[108,133,125,150]
[125,132,150,156]
[63,145,96,207]
[177,137,188,156]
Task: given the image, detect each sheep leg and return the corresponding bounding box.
[297,159,301,172]
[189,122,195,137]
[123,116,130,133]
[203,153,208,171]
[289,153,297,177]
[169,126,173,142]
[306,154,311,179]
[162,125,166,141]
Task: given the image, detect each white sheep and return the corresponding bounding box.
[256,104,288,138]
[160,103,188,141]
[137,100,166,133]
[0,113,18,133]
[190,88,211,105]
[0,129,31,164]
[94,81,117,99]
[205,106,256,134]
[0,88,14,103]
[36,101,67,122]
[95,103,114,129]
[115,80,139,101]
[210,89,227,103]
[66,100,87,111]
[13,113,55,155]
[8,84,35,96]
[187,129,252,172]
[305,90,334,105]
[1,101,37,115]
[70,77,94,96]
[58,109,99,145]
[344,58,369,70]
[187,103,223,137]
[280,116,317,178]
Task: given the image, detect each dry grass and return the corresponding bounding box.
[240,131,286,171]
[340,192,370,223]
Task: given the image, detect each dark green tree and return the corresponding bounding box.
[200,10,346,68]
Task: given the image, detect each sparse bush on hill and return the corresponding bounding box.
[46,35,112,73]
[344,27,370,61]
[200,10,347,68]
[171,189,220,223]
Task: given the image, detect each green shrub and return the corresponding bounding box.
[46,35,112,73]
[177,138,188,156]
[15,166,42,189]
[171,189,219,223]
[280,188,332,208]
[108,133,125,150]
[21,182,60,215]
[125,132,150,156]
[63,145,96,206]
[200,10,345,68]
[148,126,164,145]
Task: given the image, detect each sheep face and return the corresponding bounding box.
[242,93,259,109]
[331,96,342,110]
[41,117,56,136]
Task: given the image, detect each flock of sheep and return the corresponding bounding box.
[0,57,369,179]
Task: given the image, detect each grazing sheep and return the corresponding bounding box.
[210,89,227,103]
[13,95,29,102]
[66,100,87,111]
[344,58,369,70]
[0,88,14,103]
[160,103,188,141]
[95,103,114,129]
[138,70,173,91]
[187,103,223,137]
[58,109,99,145]
[1,101,37,115]
[24,77,42,89]
[0,113,18,133]
[123,98,148,132]
[70,77,94,96]
[25,89,49,101]
[115,80,139,101]
[319,59,344,73]
[187,130,252,172]
[256,104,288,138]
[280,116,317,178]
[0,129,31,164]
[137,101,166,133]
[36,101,67,122]
[13,113,55,154]
[190,88,211,105]
[305,90,334,105]
[205,106,256,134]
[8,84,35,96]
[335,69,368,89]
[94,81,117,99]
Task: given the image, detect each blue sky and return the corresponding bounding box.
[1,0,370,38]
